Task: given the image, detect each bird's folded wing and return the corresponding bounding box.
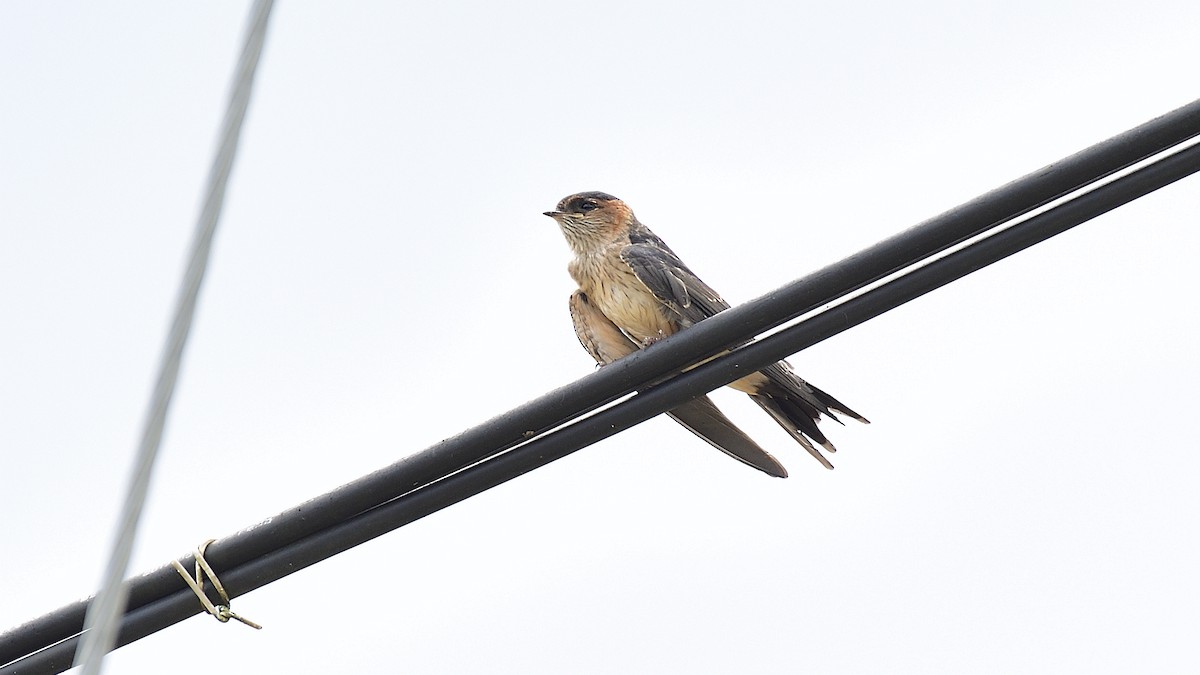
[667,396,788,477]
[569,288,787,477]
[619,241,730,327]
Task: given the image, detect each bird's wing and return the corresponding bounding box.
[618,240,730,327]
[568,289,787,477]
[618,234,869,468]
[667,396,788,477]
[569,289,640,364]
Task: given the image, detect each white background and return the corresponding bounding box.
[2,2,1198,673]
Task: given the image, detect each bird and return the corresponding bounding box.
[545,191,868,478]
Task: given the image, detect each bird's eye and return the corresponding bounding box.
[579,201,598,212]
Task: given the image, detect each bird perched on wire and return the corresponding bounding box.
[545,191,868,478]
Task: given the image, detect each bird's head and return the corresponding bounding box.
[544,191,634,253]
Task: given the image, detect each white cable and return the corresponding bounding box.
[73,1,275,672]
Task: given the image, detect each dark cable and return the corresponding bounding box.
[10,133,1200,675]
[3,100,1199,674]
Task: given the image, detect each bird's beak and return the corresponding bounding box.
[543,211,564,218]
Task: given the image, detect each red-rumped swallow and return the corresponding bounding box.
[545,191,868,477]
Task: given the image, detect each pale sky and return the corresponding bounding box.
[2,2,1198,673]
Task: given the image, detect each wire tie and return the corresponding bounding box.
[170,539,262,630]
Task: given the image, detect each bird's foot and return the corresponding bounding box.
[641,331,668,348]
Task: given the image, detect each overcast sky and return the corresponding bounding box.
[2,2,1199,673]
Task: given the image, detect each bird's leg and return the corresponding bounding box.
[641,329,669,348]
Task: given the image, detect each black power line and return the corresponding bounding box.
[3,99,1200,674]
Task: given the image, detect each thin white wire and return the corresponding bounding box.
[73,1,275,672]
